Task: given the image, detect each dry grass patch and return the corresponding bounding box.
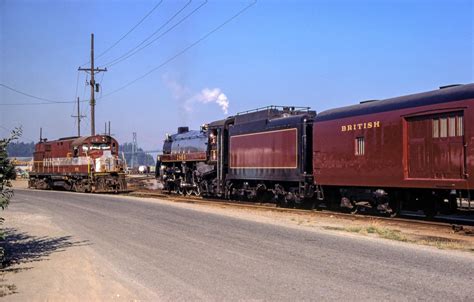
[322,224,474,252]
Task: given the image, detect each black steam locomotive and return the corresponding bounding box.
[156,106,319,208]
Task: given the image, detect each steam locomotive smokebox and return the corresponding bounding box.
[178,126,189,134]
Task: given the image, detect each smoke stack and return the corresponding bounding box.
[178,126,189,134]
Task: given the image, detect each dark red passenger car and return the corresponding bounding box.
[313,84,474,215]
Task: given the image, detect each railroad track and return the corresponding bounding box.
[127,190,474,234]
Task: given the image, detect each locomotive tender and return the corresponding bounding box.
[157,84,474,216]
[29,134,127,193]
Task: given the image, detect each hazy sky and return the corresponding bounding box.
[1,0,473,150]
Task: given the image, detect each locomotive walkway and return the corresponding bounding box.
[2,188,473,301]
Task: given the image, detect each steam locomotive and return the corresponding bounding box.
[157,84,474,216]
[157,106,317,209]
[29,134,127,193]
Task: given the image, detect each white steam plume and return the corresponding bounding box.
[162,74,230,114]
[193,88,229,114]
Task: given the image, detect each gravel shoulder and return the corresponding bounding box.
[1,182,150,300]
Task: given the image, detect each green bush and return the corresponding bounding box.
[0,127,22,263]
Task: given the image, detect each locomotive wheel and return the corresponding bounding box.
[96,177,106,192]
[340,197,358,214]
[75,182,86,193]
[349,201,359,214]
[225,181,234,200]
[194,186,201,197]
[387,199,401,218]
[199,181,208,196]
[349,207,358,214]
[277,195,290,208]
[302,199,316,210]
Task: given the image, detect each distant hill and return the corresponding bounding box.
[119,143,155,167]
[6,141,35,157]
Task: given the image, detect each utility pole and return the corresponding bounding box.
[78,33,107,136]
[71,97,86,136]
[131,132,138,169]
[103,121,112,136]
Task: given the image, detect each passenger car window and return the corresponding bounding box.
[439,118,447,138]
[355,137,365,155]
[432,119,439,138]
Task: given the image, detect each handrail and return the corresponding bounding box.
[236,105,311,115]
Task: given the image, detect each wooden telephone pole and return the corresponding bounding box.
[78,33,107,136]
[71,97,86,136]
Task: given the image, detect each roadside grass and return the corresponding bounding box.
[0,282,17,297]
[322,224,472,252]
[323,225,408,242]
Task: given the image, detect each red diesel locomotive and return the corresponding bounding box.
[157,84,473,216]
[29,134,127,193]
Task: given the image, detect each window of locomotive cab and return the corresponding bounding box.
[355,137,365,156]
[90,143,111,150]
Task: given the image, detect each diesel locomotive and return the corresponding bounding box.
[29,134,127,193]
[157,84,474,216]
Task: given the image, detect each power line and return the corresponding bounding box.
[82,74,89,101]
[71,71,81,116]
[80,0,164,67]
[99,0,257,99]
[0,83,89,106]
[100,0,196,68]
[0,83,84,105]
[1,1,256,107]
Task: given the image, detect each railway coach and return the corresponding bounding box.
[313,83,474,216]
